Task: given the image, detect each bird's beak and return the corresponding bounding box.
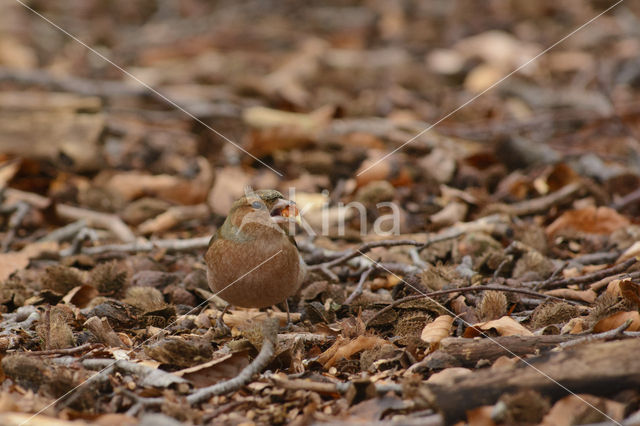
[270,199,301,225]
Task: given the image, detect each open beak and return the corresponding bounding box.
[270,199,301,225]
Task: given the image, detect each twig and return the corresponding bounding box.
[38,220,87,243]
[611,187,640,211]
[60,228,99,257]
[56,204,135,243]
[78,236,210,255]
[0,66,148,98]
[534,257,638,290]
[559,319,633,348]
[1,201,30,252]
[187,317,279,404]
[365,285,571,327]
[506,182,583,216]
[4,188,135,242]
[21,343,99,356]
[344,266,375,305]
[308,239,423,271]
[571,251,620,265]
[421,214,510,250]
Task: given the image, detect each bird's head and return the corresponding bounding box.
[228,188,300,236]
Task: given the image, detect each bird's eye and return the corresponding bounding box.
[251,201,263,209]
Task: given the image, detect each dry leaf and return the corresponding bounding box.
[174,351,249,388]
[541,394,624,426]
[317,335,387,368]
[105,156,212,204]
[592,311,640,333]
[619,280,640,305]
[0,158,20,189]
[420,315,454,350]
[546,206,630,237]
[0,241,58,282]
[466,405,497,426]
[544,288,597,304]
[62,285,99,309]
[464,316,533,337]
[561,317,586,334]
[617,241,640,263]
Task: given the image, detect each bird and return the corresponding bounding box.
[205,188,306,329]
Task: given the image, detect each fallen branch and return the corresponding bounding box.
[505,182,583,216]
[21,343,99,356]
[408,335,576,371]
[79,236,210,255]
[307,239,424,272]
[422,338,640,423]
[559,319,633,348]
[534,257,637,290]
[187,317,279,404]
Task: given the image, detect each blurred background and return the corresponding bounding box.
[0,0,639,237]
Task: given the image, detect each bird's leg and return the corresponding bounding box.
[216,304,231,335]
[280,300,293,331]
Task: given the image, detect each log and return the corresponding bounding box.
[422,338,640,423]
[435,335,575,367]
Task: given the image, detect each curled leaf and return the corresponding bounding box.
[420,315,454,350]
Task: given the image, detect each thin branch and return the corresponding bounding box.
[559,319,633,348]
[186,317,279,405]
[534,257,637,290]
[308,239,423,271]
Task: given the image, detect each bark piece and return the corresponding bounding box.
[84,316,126,348]
[423,338,640,423]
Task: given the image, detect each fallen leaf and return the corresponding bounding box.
[0,241,58,282]
[467,405,497,426]
[593,311,640,332]
[617,241,640,263]
[174,350,250,388]
[318,335,388,368]
[105,156,213,204]
[544,288,597,304]
[619,279,640,305]
[62,285,99,309]
[546,206,630,237]
[541,394,624,426]
[420,315,454,350]
[464,316,533,337]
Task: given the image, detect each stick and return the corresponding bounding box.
[187,317,279,404]
[344,266,375,305]
[559,319,633,348]
[79,236,211,255]
[22,343,99,356]
[307,239,424,271]
[534,257,637,290]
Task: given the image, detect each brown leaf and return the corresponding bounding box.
[541,394,624,426]
[62,285,99,309]
[544,288,597,304]
[105,156,213,204]
[619,279,640,306]
[420,315,454,350]
[592,311,640,333]
[174,351,250,388]
[318,335,387,368]
[467,405,497,426]
[546,206,630,237]
[0,241,58,282]
[464,316,533,337]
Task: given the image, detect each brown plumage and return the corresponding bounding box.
[205,189,306,309]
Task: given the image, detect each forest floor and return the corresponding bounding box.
[1,1,640,425]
